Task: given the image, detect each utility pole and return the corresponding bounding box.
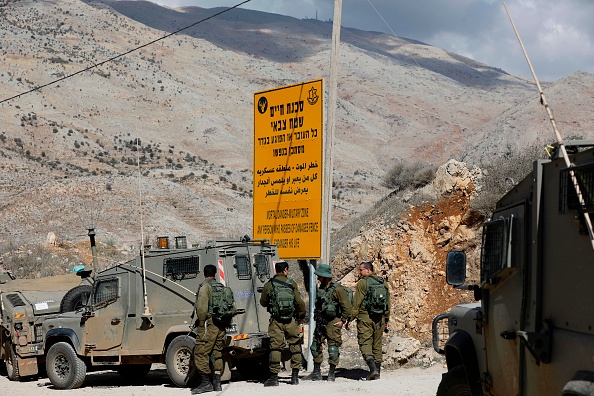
[321,1,342,267]
[309,0,342,372]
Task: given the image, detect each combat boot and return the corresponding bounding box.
[291,368,300,385]
[327,364,336,381]
[307,363,322,381]
[376,362,381,379]
[263,373,279,387]
[212,371,222,391]
[365,356,379,381]
[191,374,214,394]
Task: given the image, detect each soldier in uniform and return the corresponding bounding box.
[191,264,233,394]
[350,260,390,380]
[308,264,352,381]
[260,261,307,386]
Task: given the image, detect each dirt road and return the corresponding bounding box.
[0,363,445,396]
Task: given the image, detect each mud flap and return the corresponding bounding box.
[17,356,38,377]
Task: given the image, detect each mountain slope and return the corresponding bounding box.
[0,0,591,250]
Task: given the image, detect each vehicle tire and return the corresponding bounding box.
[165,335,199,387]
[60,285,93,313]
[4,341,20,381]
[116,363,152,380]
[436,365,472,396]
[46,342,86,389]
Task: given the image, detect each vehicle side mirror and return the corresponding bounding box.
[446,251,466,286]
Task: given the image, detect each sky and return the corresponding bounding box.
[151,0,594,82]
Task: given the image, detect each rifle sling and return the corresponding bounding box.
[271,277,294,289]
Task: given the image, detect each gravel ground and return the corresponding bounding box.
[0,362,445,396]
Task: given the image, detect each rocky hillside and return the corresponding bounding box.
[0,0,557,249]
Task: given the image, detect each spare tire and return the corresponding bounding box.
[60,285,93,313]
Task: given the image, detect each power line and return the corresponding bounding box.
[0,0,252,105]
[367,0,422,69]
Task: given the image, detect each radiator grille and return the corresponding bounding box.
[6,293,26,307]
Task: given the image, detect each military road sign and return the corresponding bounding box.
[253,80,323,259]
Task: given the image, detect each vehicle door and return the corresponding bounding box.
[219,246,274,335]
[481,202,526,395]
[85,274,128,352]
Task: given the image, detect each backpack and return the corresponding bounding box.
[363,276,388,315]
[319,282,353,320]
[268,278,295,321]
[208,282,235,324]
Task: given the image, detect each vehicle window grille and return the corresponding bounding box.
[164,256,199,280]
[34,324,43,343]
[5,293,26,307]
[254,254,270,277]
[480,218,510,284]
[235,255,252,280]
[560,163,594,213]
[94,278,119,304]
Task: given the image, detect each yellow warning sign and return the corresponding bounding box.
[253,79,323,259]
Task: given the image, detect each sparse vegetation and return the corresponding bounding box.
[471,143,548,214]
[382,160,437,192]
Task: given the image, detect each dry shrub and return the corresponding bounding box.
[382,160,437,192]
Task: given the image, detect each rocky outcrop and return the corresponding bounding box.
[332,161,484,344]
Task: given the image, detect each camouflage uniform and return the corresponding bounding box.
[312,281,352,366]
[193,278,227,375]
[352,275,390,365]
[259,273,306,374]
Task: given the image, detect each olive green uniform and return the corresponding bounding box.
[352,275,390,363]
[260,274,306,374]
[193,279,228,375]
[312,282,352,366]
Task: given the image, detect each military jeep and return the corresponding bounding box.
[433,140,594,396]
[41,236,280,389]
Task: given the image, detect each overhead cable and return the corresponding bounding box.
[0,0,252,105]
[367,0,421,69]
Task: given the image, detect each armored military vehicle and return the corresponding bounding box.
[40,236,280,389]
[432,140,594,396]
[0,271,91,380]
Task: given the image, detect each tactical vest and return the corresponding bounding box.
[318,282,352,319]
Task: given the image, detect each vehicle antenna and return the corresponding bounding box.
[503,2,594,249]
[136,138,152,317]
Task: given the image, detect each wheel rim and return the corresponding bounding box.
[175,348,191,376]
[54,353,71,380]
